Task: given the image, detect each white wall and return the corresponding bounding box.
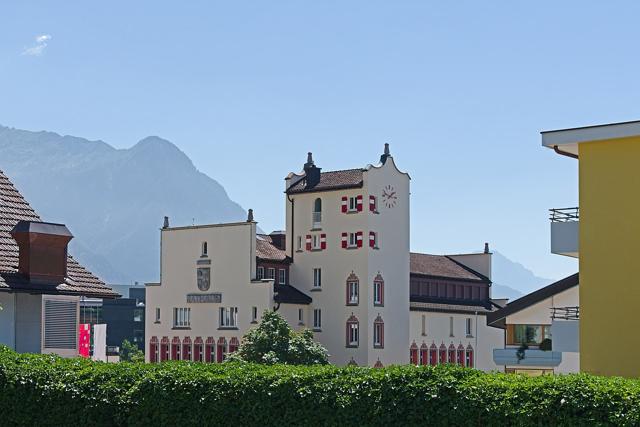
[15,293,42,354]
[0,292,16,349]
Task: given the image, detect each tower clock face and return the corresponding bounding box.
[382,184,397,208]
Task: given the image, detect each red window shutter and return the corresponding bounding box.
[306,235,312,251]
[356,231,363,248]
[320,233,326,250]
[356,195,363,212]
[341,232,348,248]
[369,231,375,248]
[341,196,348,213]
[369,195,376,212]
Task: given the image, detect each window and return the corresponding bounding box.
[373,276,384,306]
[298,308,304,324]
[349,196,357,212]
[465,318,473,337]
[346,315,359,347]
[229,337,239,353]
[421,315,426,336]
[133,308,143,322]
[257,266,264,280]
[217,337,227,363]
[313,308,322,330]
[251,306,258,323]
[465,345,474,368]
[312,235,320,249]
[267,268,276,280]
[155,307,161,323]
[348,232,357,248]
[439,343,447,364]
[173,308,191,328]
[201,241,208,256]
[457,344,465,366]
[194,337,204,362]
[219,307,238,328]
[171,337,181,360]
[149,337,159,363]
[449,316,454,337]
[507,324,551,346]
[297,236,302,251]
[448,344,456,364]
[429,343,437,366]
[346,280,359,305]
[182,337,192,361]
[279,268,286,285]
[409,343,418,365]
[313,268,322,289]
[373,316,384,348]
[419,343,428,365]
[160,337,170,361]
[312,198,322,226]
[133,329,143,343]
[205,337,215,362]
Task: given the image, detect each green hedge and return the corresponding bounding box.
[1,347,639,426]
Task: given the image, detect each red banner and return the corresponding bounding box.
[79,323,91,358]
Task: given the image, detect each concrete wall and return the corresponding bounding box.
[0,292,16,349]
[15,293,42,353]
[579,137,640,377]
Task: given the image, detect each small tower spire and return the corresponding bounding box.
[380,143,391,164]
[163,216,169,229]
[484,242,490,254]
[247,208,254,222]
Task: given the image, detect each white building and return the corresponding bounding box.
[487,274,580,375]
[145,146,504,368]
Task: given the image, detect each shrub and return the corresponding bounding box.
[1,346,640,426]
[120,339,144,363]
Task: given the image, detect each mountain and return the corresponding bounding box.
[0,125,246,284]
[491,251,554,301]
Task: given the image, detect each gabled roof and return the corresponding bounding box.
[286,168,364,194]
[410,253,489,282]
[256,234,289,262]
[0,170,118,298]
[486,273,579,328]
[274,284,312,305]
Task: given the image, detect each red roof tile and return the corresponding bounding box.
[256,234,289,262]
[410,253,487,281]
[0,170,118,298]
[286,168,364,194]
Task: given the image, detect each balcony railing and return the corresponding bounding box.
[549,207,579,222]
[312,211,322,227]
[551,306,579,320]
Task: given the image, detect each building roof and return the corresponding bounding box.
[409,300,501,315]
[286,168,364,194]
[0,170,118,298]
[410,253,489,282]
[256,234,289,262]
[274,284,312,305]
[486,273,579,328]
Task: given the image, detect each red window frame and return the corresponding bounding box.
[409,342,419,365]
[346,275,359,306]
[419,343,428,366]
[160,337,170,362]
[439,343,447,364]
[149,336,158,363]
[182,336,192,361]
[346,315,359,348]
[373,316,384,349]
[429,343,438,366]
[356,231,363,248]
[465,345,474,368]
[205,337,215,363]
[457,344,465,366]
[171,336,181,360]
[373,274,384,306]
[194,337,204,362]
[448,344,456,364]
[217,337,227,363]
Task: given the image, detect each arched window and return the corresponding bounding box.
[346,272,359,306]
[346,315,359,347]
[202,241,208,256]
[429,343,438,366]
[409,342,419,365]
[419,343,428,366]
[171,336,181,360]
[457,344,465,366]
[182,336,192,361]
[374,360,384,369]
[229,337,240,353]
[448,343,456,364]
[217,337,227,363]
[160,337,170,362]
[205,337,215,363]
[194,337,204,362]
[465,345,474,368]
[439,343,447,364]
[373,273,384,306]
[312,198,322,226]
[373,315,384,349]
[149,336,159,363]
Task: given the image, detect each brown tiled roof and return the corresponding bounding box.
[409,301,498,315]
[0,170,118,298]
[410,253,488,282]
[286,169,364,194]
[256,234,289,262]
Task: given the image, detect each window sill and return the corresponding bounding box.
[373,345,384,349]
[312,328,322,332]
[172,326,191,330]
[346,210,359,214]
[345,246,359,250]
[298,322,305,326]
[310,227,322,231]
[466,335,474,338]
[154,321,161,324]
[374,303,384,307]
[250,321,258,324]
[310,248,323,252]
[310,288,322,292]
[346,344,359,348]
[218,326,239,330]
[346,302,358,306]
[421,333,427,337]
[296,249,303,253]
[449,335,455,338]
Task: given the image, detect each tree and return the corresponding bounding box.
[120,339,144,363]
[227,310,328,365]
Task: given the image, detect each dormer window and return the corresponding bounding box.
[201,241,208,256]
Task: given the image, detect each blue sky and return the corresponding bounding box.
[3,1,640,279]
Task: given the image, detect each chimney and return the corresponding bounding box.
[303,152,321,189]
[484,242,490,254]
[11,221,73,285]
[380,143,391,164]
[269,230,286,250]
[247,209,254,222]
[163,216,170,229]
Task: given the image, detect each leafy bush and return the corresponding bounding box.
[1,346,640,426]
[226,310,328,365]
[120,339,144,363]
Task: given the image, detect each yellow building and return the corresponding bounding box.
[542,120,640,377]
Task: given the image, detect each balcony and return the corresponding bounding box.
[493,348,562,367]
[311,211,322,229]
[550,207,579,258]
